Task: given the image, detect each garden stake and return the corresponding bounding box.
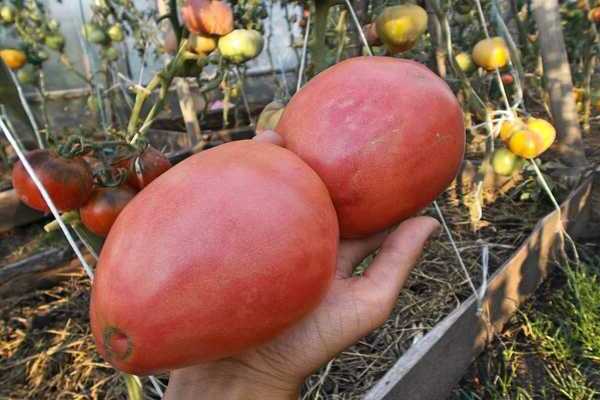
[297,12,311,93]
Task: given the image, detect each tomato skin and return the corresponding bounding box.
[181,0,234,36]
[116,147,172,190]
[12,150,94,213]
[90,140,339,374]
[80,186,137,237]
[277,57,465,238]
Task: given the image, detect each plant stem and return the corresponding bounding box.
[310,0,332,74]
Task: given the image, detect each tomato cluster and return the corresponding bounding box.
[12,145,171,237]
[0,0,66,84]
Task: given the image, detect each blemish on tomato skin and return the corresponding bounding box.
[103,326,132,361]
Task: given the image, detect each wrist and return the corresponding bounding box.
[164,361,300,400]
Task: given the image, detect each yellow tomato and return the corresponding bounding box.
[508,130,544,159]
[472,37,510,71]
[375,5,428,54]
[572,88,584,103]
[455,52,474,73]
[526,117,555,154]
[499,119,522,142]
[0,49,27,70]
[190,33,217,55]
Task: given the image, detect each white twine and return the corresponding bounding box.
[149,376,165,397]
[433,201,481,305]
[476,244,489,315]
[6,68,45,149]
[343,0,373,56]
[0,117,95,280]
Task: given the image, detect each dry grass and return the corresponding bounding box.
[0,181,556,399]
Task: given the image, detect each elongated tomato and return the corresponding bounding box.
[277,56,465,238]
[90,140,339,375]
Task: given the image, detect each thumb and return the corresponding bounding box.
[352,216,440,326]
[253,130,285,147]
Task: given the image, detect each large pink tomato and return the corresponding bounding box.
[276,56,465,238]
[90,140,339,375]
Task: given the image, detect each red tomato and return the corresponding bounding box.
[181,0,234,36]
[90,140,339,374]
[80,186,137,237]
[276,56,465,238]
[501,73,514,86]
[116,146,172,190]
[12,149,94,213]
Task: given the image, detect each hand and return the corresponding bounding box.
[164,132,440,400]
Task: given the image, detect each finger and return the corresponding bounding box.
[253,130,285,147]
[337,229,391,278]
[352,216,440,322]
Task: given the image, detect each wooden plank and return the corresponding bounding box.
[364,175,595,400]
[0,249,95,297]
[0,189,45,233]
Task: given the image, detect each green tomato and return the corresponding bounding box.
[0,4,15,24]
[87,95,99,113]
[28,49,49,66]
[17,65,37,85]
[82,24,107,44]
[107,24,125,42]
[218,29,264,64]
[45,34,66,51]
[492,148,521,176]
[103,47,119,62]
[174,58,204,78]
[47,19,60,31]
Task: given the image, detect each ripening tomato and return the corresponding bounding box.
[45,34,65,51]
[181,0,234,36]
[90,140,339,374]
[108,24,125,42]
[455,52,475,73]
[526,117,556,153]
[12,149,94,213]
[589,7,600,23]
[189,33,217,55]
[501,73,514,86]
[116,146,171,190]
[0,49,27,70]
[492,148,521,176]
[80,186,137,237]
[472,37,510,71]
[0,4,15,24]
[375,5,428,54]
[277,57,465,238]
[363,23,382,46]
[508,130,543,159]
[218,29,264,64]
[499,119,521,142]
